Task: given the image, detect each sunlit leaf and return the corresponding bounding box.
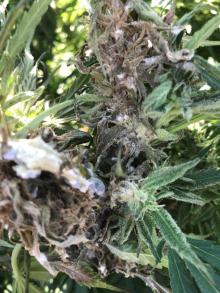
[0,0,52,74]
[106,243,168,269]
[0,0,26,53]
[0,239,14,248]
[170,189,207,206]
[150,207,208,275]
[142,159,200,191]
[185,14,220,50]
[16,100,74,138]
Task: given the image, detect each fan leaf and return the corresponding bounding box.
[142,159,200,191]
[168,249,199,293]
[150,207,208,275]
[185,14,220,50]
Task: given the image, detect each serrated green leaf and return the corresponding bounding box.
[150,207,208,275]
[168,249,199,293]
[0,0,26,53]
[194,56,220,91]
[192,99,220,114]
[4,87,44,109]
[105,243,168,269]
[185,14,220,50]
[142,80,172,111]
[186,262,218,293]
[29,258,52,282]
[0,0,52,74]
[176,4,213,26]
[29,271,52,282]
[142,158,200,191]
[170,189,206,206]
[136,221,160,263]
[16,100,74,138]
[156,128,178,142]
[185,169,220,190]
[188,239,220,271]
[119,218,134,245]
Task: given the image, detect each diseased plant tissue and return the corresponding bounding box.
[1,0,220,292]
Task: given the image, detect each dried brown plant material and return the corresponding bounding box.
[52,261,92,283]
[0,134,109,279]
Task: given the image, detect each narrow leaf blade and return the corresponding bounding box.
[168,249,199,293]
[150,207,207,275]
[189,238,220,271]
[16,100,74,138]
[194,55,220,91]
[142,159,200,191]
[185,14,220,50]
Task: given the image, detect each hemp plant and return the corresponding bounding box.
[1,0,220,292]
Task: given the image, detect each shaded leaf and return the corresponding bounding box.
[76,93,107,104]
[176,4,213,26]
[142,80,172,111]
[189,238,220,271]
[186,262,218,293]
[194,55,220,90]
[185,169,220,190]
[168,249,199,293]
[85,279,124,292]
[136,221,160,263]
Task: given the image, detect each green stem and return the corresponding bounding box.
[11,244,22,280]
[24,250,30,293]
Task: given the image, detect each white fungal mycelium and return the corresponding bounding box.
[2,136,106,197]
[2,136,62,178]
